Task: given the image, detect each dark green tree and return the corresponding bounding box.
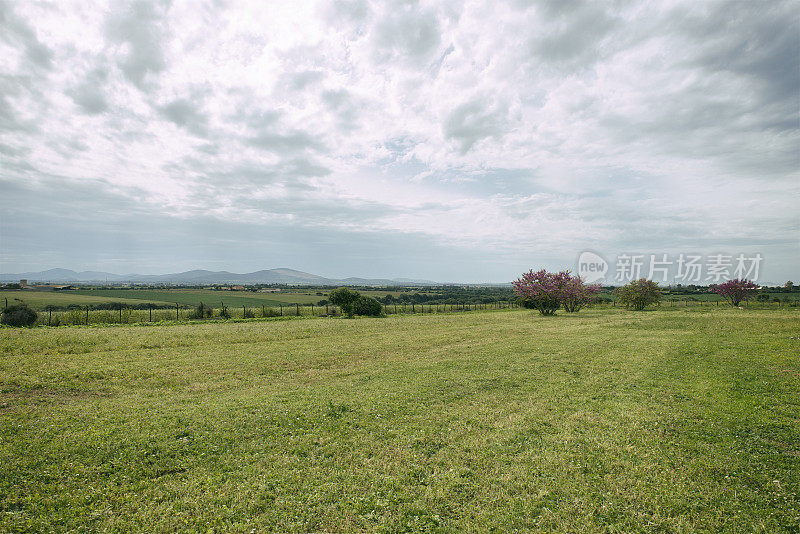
[353,295,383,317]
[328,287,361,318]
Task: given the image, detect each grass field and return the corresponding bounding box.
[0,290,175,310]
[2,288,410,310]
[1,308,798,532]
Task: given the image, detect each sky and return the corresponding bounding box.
[0,0,798,284]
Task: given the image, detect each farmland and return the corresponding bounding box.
[1,307,798,532]
[1,288,444,311]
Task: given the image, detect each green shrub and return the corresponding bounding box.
[1,303,38,327]
[329,287,361,318]
[615,279,661,310]
[353,296,383,317]
[189,303,213,319]
[243,308,255,318]
[219,307,231,319]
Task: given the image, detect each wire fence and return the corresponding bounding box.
[23,300,521,327]
[4,296,796,328]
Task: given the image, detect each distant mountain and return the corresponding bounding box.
[0,268,438,286]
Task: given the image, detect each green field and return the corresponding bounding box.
[1,308,798,531]
[0,290,175,310]
[2,288,410,310]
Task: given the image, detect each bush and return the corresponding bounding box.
[1,303,38,327]
[243,308,255,318]
[328,287,361,318]
[219,307,231,319]
[189,302,213,319]
[711,279,758,307]
[512,269,598,315]
[560,274,600,313]
[512,269,563,315]
[353,296,383,317]
[615,279,661,310]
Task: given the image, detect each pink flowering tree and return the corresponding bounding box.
[711,279,758,307]
[512,269,600,315]
[561,274,601,313]
[512,269,565,315]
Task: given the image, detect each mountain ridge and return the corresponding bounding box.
[0,268,438,286]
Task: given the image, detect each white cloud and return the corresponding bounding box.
[0,0,797,281]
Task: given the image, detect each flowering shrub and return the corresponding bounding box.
[615,278,661,310]
[711,279,758,307]
[512,269,599,315]
[561,275,601,313]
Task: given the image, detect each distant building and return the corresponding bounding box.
[19,279,27,288]
[231,286,245,291]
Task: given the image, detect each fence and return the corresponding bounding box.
[6,297,797,328]
[23,300,520,327]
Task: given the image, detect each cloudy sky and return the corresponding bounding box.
[0,0,798,283]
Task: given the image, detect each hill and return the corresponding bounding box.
[0,268,437,286]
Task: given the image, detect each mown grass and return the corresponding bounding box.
[1,308,798,532]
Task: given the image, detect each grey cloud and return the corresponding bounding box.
[529,2,618,69]
[241,107,324,153]
[191,158,330,187]
[158,98,208,137]
[246,130,324,152]
[241,109,282,129]
[324,0,369,24]
[106,0,167,89]
[443,99,508,154]
[322,89,361,132]
[289,70,326,91]
[0,0,53,69]
[681,2,799,111]
[373,6,441,64]
[0,76,37,133]
[69,68,110,115]
[595,2,800,177]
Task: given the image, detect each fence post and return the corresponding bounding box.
[296,304,300,316]
[86,306,89,325]
[394,304,397,314]
[326,304,329,315]
[311,304,314,316]
[49,308,52,326]
[119,306,122,323]
[280,304,283,316]
[262,304,265,317]
[149,304,152,322]
[176,303,179,321]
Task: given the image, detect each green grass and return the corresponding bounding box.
[70,288,407,308]
[0,290,174,310]
[1,308,798,532]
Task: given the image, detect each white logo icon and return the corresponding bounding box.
[578,251,608,283]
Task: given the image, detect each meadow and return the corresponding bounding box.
[1,288,414,312]
[1,307,798,532]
